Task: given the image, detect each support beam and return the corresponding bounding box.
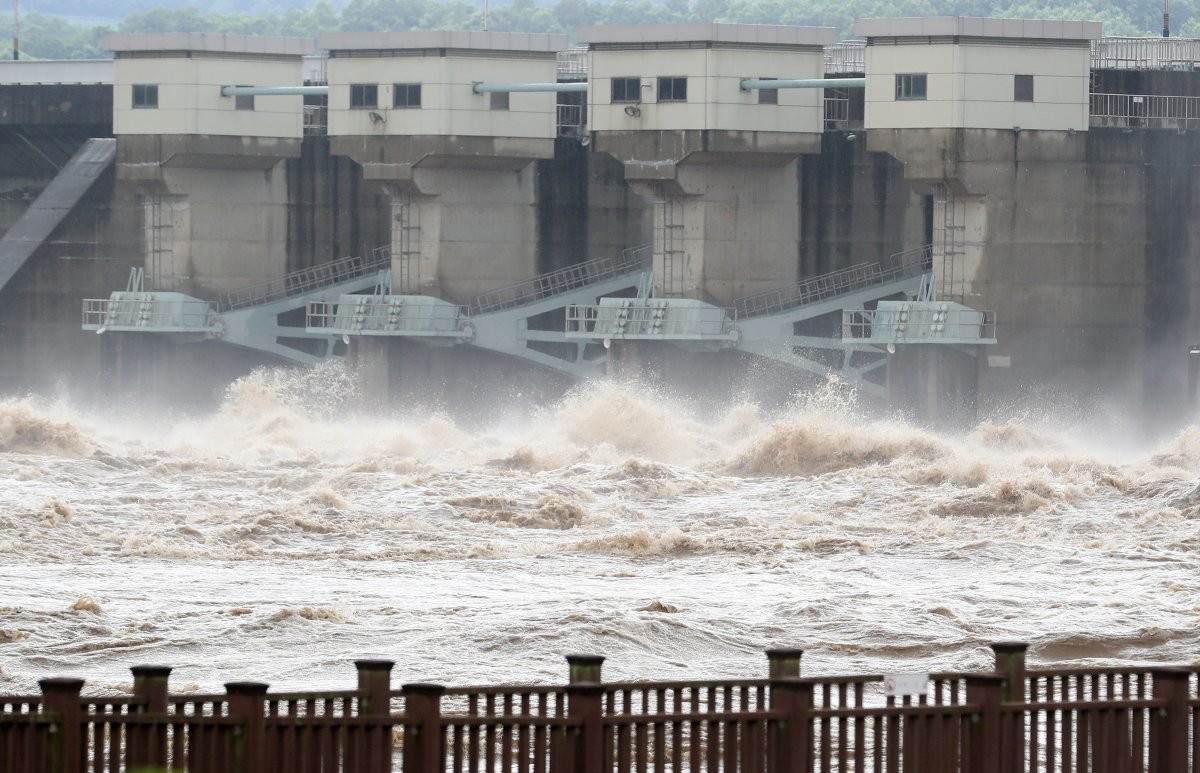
[472,82,588,93]
[220,85,329,97]
[739,77,865,91]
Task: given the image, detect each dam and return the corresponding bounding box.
[0,19,1196,427]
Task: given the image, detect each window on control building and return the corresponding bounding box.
[611,77,641,102]
[132,84,158,109]
[1014,74,1034,102]
[350,83,377,109]
[394,83,421,108]
[895,73,927,100]
[657,76,687,102]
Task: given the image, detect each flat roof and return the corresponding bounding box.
[853,16,1102,41]
[318,30,568,53]
[0,60,113,85]
[104,33,314,56]
[577,23,837,47]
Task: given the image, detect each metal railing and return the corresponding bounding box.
[552,42,866,79]
[841,306,997,342]
[556,47,589,80]
[82,297,217,331]
[1090,92,1200,129]
[824,40,866,74]
[307,298,471,336]
[557,103,586,137]
[566,302,738,339]
[734,245,932,319]
[471,244,651,315]
[824,96,850,130]
[220,248,391,312]
[303,104,327,135]
[303,54,329,85]
[1091,36,1200,70]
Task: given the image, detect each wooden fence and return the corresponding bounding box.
[1,642,1197,773]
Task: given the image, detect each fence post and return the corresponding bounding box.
[357,660,395,773]
[1150,668,1190,773]
[356,660,395,717]
[765,649,804,680]
[566,654,605,684]
[566,682,604,773]
[402,683,445,773]
[965,675,1003,773]
[770,678,813,773]
[225,681,268,773]
[39,677,84,773]
[128,665,171,771]
[990,642,1027,703]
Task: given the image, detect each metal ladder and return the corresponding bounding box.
[654,197,685,297]
[933,183,966,303]
[395,195,422,293]
[145,194,176,291]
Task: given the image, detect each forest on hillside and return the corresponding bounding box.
[1,0,1194,60]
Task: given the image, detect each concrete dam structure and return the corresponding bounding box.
[1,19,1197,426]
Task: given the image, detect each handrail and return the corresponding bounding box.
[1089,91,1200,128]
[1091,37,1200,70]
[471,243,651,314]
[1027,664,1200,676]
[220,247,391,312]
[734,245,932,319]
[824,40,866,74]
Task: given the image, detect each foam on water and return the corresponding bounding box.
[1,364,1199,691]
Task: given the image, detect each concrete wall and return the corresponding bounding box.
[389,163,539,300]
[128,161,290,297]
[653,160,801,302]
[583,151,653,261]
[0,164,145,398]
[864,42,1090,131]
[325,54,558,140]
[868,126,1200,429]
[798,135,927,276]
[587,46,826,134]
[112,55,305,138]
[0,84,112,127]
[286,135,388,272]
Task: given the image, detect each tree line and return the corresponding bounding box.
[3,0,1197,60]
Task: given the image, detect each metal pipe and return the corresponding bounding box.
[472,82,588,94]
[739,77,865,91]
[220,85,329,97]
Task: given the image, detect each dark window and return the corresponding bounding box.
[350,83,378,109]
[757,77,778,105]
[611,77,640,102]
[490,91,509,111]
[235,85,254,111]
[657,76,687,102]
[132,84,158,109]
[895,73,927,101]
[1014,74,1034,102]
[394,83,421,108]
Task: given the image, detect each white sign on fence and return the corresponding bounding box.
[883,674,929,697]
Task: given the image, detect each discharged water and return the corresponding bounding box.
[1,364,1198,694]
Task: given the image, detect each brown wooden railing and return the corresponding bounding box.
[2,644,1198,773]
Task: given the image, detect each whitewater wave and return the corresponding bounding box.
[0,399,91,456]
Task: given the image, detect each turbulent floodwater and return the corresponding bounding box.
[1,365,1198,696]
